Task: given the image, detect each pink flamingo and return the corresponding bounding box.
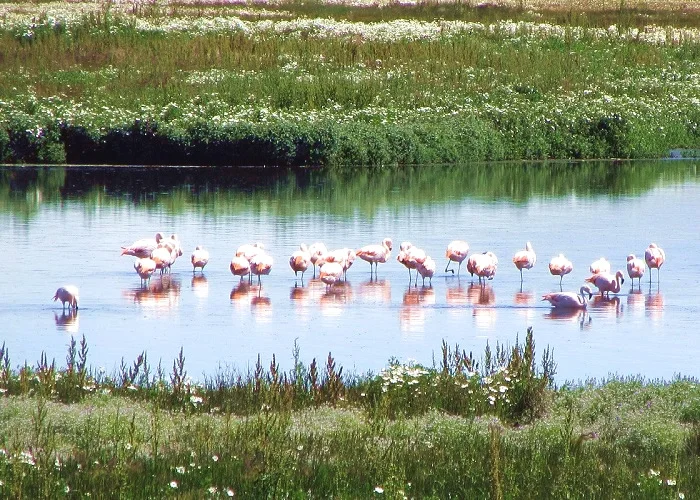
[416,256,436,286]
[445,240,470,275]
[250,251,273,286]
[542,285,593,309]
[121,232,164,258]
[317,248,356,280]
[397,243,427,285]
[230,255,251,281]
[289,243,311,282]
[191,245,210,273]
[589,257,611,275]
[134,257,157,285]
[236,242,265,261]
[549,254,573,289]
[319,262,344,289]
[151,242,177,275]
[512,242,536,282]
[626,254,646,287]
[356,238,393,276]
[53,286,79,311]
[645,243,666,283]
[467,251,498,284]
[585,270,625,297]
[308,242,328,277]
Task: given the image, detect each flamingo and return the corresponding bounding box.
[250,251,273,286]
[467,251,498,283]
[236,242,265,261]
[397,244,427,284]
[416,256,436,286]
[319,262,344,289]
[549,254,573,289]
[53,285,79,311]
[445,240,470,275]
[230,255,251,281]
[512,242,536,282]
[317,248,356,280]
[307,242,328,277]
[542,285,593,309]
[151,241,178,274]
[289,244,311,282]
[589,257,611,275]
[134,257,157,285]
[645,243,666,283]
[626,254,646,287]
[121,232,164,258]
[356,238,393,276]
[191,245,210,273]
[585,270,625,297]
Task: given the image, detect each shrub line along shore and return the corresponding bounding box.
[1,1,700,165]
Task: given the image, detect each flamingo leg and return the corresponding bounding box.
[445,260,453,274]
[520,269,524,283]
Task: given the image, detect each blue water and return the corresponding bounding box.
[1,163,698,383]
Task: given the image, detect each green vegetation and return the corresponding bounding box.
[1,1,700,165]
[0,330,697,497]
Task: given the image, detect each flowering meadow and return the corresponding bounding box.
[0,330,698,497]
[1,0,700,165]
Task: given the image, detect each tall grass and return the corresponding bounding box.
[0,330,699,497]
[1,2,700,164]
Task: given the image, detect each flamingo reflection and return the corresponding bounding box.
[54,310,79,333]
[400,286,435,334]
[191,275,209,299]
[356,279,391,305]
[544,308,591,329]
[124,275,181,312]
[645,290,664,321]
[589,295,623,319]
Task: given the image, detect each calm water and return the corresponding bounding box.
[1,161,698,383]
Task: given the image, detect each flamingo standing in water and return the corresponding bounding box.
[645,243,666,284]
[289,243,311,282]
[512,242,536,282]
[416,256,436,286]
[356,238,393,276]
[445,240,469,275]
[397,243,427,285]
[307,242,328,278]
[585,270,625,297]
[121,232,164,258]
[626,254,646,287]
[467,251,498,284]
[134,257,157,285]
[250,252,273,286]
[319,262,344,289]
[549,254,573,289]
[191,245,210,273]
[230,255,251,281]
[542,285,593,309]
[589,257,611,275]
[53,285,79,311]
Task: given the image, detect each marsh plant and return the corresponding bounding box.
[1,1,700,165]
[1,329,699,497]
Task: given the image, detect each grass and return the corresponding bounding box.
[1,1,700,165]
[0,330,698,497]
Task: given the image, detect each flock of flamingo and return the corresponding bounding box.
[51,233,666,313]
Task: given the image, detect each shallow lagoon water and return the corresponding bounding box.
[0,161,698,383]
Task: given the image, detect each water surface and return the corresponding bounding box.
[1,161,697,383]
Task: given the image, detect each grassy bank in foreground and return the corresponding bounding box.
[1,1,700,165]
[0,331,698,497]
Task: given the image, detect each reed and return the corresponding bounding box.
[1,2,700,165]
[0,332,699,497]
